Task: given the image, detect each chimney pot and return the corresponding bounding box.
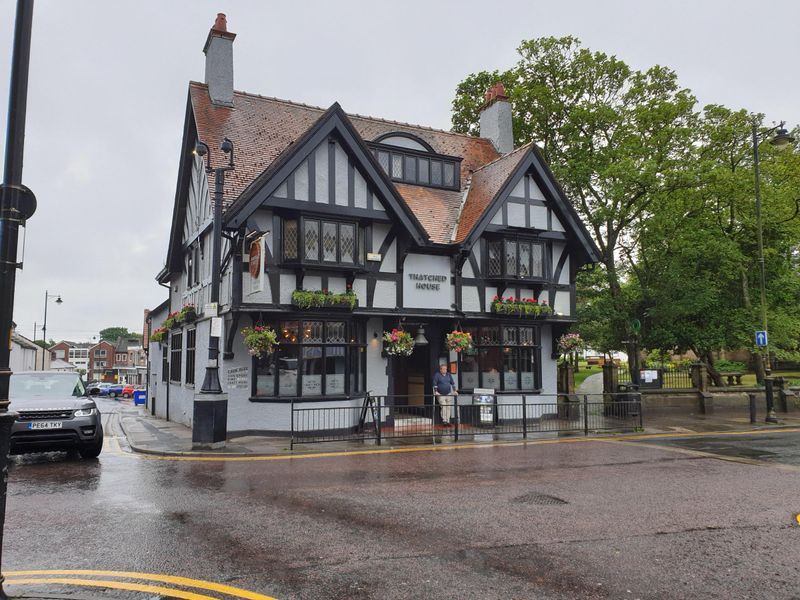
[213,13,228,32]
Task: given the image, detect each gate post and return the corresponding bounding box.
[290,397,294,450]
[583,394,589,436]
[376,396,382,446]
[522,395,528,439]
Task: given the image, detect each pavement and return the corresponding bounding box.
[116,397,800,457]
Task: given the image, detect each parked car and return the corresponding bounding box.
[107,384,124,398]
[87,382,111,396]
[9,371,103,458]
[121,384,136,398]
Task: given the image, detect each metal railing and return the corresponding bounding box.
[290,393,643,448]
[614,366,692,389]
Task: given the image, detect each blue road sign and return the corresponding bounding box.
[755,330,768,347]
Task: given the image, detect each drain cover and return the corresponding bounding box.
[512,492,568,505]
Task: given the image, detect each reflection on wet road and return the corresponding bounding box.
[6,398,800,599]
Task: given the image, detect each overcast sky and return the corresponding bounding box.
[0,0,798,343]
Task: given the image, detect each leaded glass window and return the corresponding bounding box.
[443,162,455,187]
[304,220,319,261]
[284,219,298,260]
[377,151,390,173]
[505,240,517,276]
[326,321,346,343]
[431,160,442,185]
[340,224,355,264]
[488,241,502,277]
[391,154,403,179]
[322,222,337,262]
[519,242,531,278]
[302,321,323,344]
[531,243,544,278]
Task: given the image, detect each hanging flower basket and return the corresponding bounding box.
[557,332,584,364]
[150,327,168,344]
[382,329,414,357]
[179,304,197,323]
[241,325,279,358]
[291,289,358,311]
[491,295,553,318]
[445,330,473,354]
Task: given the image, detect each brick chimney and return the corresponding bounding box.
[479,82,513,154]
[203,13,236,107]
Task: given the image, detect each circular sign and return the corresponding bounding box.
[248,239,261,278]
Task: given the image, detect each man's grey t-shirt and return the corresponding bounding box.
[433,372,455,395]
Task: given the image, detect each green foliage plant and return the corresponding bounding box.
[291,289,358,310]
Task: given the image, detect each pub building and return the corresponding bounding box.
[147,14,600,435]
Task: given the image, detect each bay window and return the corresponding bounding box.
[458,325,540,392]
[254,320,366,399]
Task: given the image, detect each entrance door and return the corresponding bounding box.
[390,340,430,407]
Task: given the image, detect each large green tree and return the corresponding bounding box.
[99,327,141,342]
[452,36,699,346]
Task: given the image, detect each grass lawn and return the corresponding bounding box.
[738,371,800,387]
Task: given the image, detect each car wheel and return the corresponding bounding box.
[123,393,130,398]
[79,438,103,459]
[109,392,116,398]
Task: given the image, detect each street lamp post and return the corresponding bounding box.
[751,120,795,385]
[0,1,37,598]
[40,290,62,369]
[192,138,234,448]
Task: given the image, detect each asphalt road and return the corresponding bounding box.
[4,398,800,599]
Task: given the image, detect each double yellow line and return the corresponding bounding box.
[4,569,278,599]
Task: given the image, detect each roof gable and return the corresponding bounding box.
[457,145,601,264]
[224,103,428,244]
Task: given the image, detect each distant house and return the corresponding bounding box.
[10,324,40,372]
[49,358,76,372]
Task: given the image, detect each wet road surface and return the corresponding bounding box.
[5,398,800,599]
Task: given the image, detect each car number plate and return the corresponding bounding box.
[28,421,62,430]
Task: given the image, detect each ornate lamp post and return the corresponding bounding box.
[0,1,37,597]
[751,120,794,381]
[192,137,233,447]
[39,290,62,369]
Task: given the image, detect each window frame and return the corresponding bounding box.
[457,324,542,393]
[251,319,367,401]
[486,236,549,282]
[185,328,196,386]
[169,331,183,383]
[282,216,364,268]
[367,142,462,192]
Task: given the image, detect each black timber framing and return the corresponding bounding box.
[223,103,427,246]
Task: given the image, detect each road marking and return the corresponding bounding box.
[5,569,278,600]
[4,577,219,599]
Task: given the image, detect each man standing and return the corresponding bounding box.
[433,363,457,425]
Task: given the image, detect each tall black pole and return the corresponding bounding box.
[40,289,48,369]
[752,122,771,378]
[0,1,38,598]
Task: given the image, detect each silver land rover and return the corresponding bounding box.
[9,371,104,458]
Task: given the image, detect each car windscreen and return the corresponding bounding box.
[10,374,85,400]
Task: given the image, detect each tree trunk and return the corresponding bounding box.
[702,351,723,387]
[753,352,766,385]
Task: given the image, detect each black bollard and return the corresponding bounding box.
[749,393,757,424]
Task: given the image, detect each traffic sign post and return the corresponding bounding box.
[755,330,768,347]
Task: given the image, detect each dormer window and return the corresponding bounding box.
[368,133,461,191]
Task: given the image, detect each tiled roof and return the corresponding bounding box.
[454,144,533,243]
[189,82,505,244]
